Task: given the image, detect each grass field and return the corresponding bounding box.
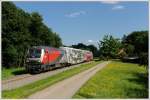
[2,61,101,98]
[2,67,27,80]
[73,61,148,98]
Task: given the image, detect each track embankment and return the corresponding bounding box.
[28,61,110,99]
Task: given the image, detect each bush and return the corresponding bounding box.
[139,52,148,67]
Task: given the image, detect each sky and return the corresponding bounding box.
[13,1,149,48]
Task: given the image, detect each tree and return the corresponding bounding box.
[2,2,63,68]
[98,35,122,59]
[122,31,148,66]
[87,45,99,57]
[29,12,43,46]
[53,33,62,47]
[72,43,87,50]
[2,2,31,67]
[122,31,148,54]
[124,44,135,56]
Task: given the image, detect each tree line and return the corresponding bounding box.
[2,2,62,68]
[99,31,148,67]
[70,30,148,68]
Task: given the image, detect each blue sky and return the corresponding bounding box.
[14,1,148,48]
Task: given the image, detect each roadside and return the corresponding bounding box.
[28,61,110,99]
[2,61,101,98]
[73,61,148,98]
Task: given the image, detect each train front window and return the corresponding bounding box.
[28,48,41,58]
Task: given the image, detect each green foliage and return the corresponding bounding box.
[73,61,148,98]
[2,2,62,68]
[125,44,135,56]
[87,45,99,57]
[53,32,62,47]
[72,43,87,50]
[122,31,148,66]
[139,52,148,68]
[99,35,122,59]
[3,45,18,67]
[123,31,148,53]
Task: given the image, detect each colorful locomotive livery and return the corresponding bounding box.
[26,46,93,73]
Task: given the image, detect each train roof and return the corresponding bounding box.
[30,46,92,53]
[60,46,83,50]
[30,46,59,50]
[60,46,92,53]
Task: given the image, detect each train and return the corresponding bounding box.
[26,46,93,73]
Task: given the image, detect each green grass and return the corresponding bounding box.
[2,61,101,99]
[73,61,148,98]
[2,67,27,80]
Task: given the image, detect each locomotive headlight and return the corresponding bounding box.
[38,59,41,62]
[37,58,41,63]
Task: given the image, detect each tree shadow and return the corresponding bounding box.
[121,58,139,64]
[111,59,122,62]
[125,72,148,98]
[12,69,28,75]
[94,59,101,62]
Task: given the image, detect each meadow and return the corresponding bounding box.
[74,61,148,98]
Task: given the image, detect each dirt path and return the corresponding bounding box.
[2,62,90,91]
[28,61,110,99]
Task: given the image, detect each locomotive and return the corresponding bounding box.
[26,46,93,73]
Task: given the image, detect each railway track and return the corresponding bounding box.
[2,74,32,84]
[2,67,68,84]
[2,62,91,91]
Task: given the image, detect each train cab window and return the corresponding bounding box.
[27,48,41,58]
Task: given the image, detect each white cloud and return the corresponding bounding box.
[65,11,86,18]
[86,40,99,48]
[112,5,125,10]
[100,1,125,11]
[87,40,98,43]
[100,1,119,4]
[87,40,94,43]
